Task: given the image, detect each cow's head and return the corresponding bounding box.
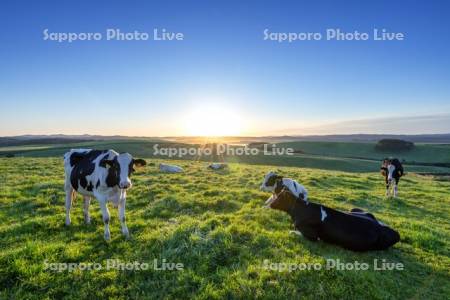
[264,188,296,213]
[380,158,390,177]
[387,163,396,182]
[260,171,282,192]
[381,158,396,182]
[100,153,146,189]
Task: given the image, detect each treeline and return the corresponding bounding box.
[375,139,414,152]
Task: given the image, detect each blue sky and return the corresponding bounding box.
[1,0,449,136]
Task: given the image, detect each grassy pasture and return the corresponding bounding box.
[0,157,449,299]
[1,140,450,173]
[276,141,450,164]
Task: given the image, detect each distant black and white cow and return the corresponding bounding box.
[260,171,308,201]
[380,158,404,197]
[64,149,146,240]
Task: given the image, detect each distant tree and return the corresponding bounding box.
[375,139,414,152]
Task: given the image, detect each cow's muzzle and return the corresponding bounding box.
[119,182,132,189]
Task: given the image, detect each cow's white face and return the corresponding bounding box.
[117,153,134,189]
[260,171,278,192]
[387,164,396,182]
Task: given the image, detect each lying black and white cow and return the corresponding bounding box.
[64,149,146,240]
[265,188,400,251]
[380,158,404,197]
[260,171,308,201]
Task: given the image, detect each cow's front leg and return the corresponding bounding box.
[118,190,129,238]
[393,184,398,198]
[65,188,74,226]
[385,183,391,197]
[83,196,91,224]
[98,196,111,241]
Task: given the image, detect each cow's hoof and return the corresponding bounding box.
[85,220,91,225]
[104,233,111,241]
[65,220,71,226]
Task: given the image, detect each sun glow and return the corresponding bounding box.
[181,105,244,136]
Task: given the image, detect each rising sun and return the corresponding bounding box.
[181,105,243,136]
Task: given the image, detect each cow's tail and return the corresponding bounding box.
[376,226,400,250]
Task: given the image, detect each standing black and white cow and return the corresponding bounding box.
[380,158,404,197]
[64,149,146,240]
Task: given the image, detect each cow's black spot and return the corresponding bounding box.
[96,180,100,189]
[274,179,284,194]
[128,161,135,176]
[103,157,120,188]
[69,151,88,167]
[87,181,93,192]
[266,174,281,187]
[70,150,107,191]
[80,177,88,189]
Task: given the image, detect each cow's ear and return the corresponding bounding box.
[133,158,147,167]
[100,159,114,168]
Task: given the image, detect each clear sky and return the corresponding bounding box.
[1,0,449,136]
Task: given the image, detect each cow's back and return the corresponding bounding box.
[64,149,92,169]
[391,158,404,176]
[64,149,108,192]
[319,207,400,251]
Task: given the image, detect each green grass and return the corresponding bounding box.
[0,157,449,299]
[1,140,450,173]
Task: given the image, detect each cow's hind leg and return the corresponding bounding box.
[65,187,75,226]
[83,196,91,224]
